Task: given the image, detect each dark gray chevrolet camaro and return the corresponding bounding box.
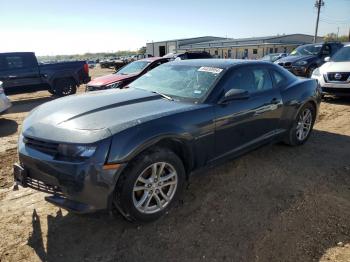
[14,59,321,222]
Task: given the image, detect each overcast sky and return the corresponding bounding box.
[1,0,349,55]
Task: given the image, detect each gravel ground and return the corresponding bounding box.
[0,68,350,262]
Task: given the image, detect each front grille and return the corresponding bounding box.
[326,72,350,82]
[277,62,292,69]
[23,136,59,155]
[24,177,63,196]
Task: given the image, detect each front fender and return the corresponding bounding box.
[107,121,193,164]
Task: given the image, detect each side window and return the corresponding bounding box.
[330,44,342,55]
[224,67,273,93]
[6,56,24,69]
[322,45,331,56]
[0,57,7,70]
[252,68,273,91]
[271,69,287,88]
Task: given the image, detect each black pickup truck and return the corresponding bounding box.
[0,52,91,96]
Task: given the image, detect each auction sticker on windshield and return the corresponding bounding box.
[198,67,223,74]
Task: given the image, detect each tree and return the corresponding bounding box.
[324,33,349,42]
[138,46,146,54]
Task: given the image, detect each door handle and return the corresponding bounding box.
[270,98,279,104]
[8,75,17,79]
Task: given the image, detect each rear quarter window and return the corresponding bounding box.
[271,69,288,88]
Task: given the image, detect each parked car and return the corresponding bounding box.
[100,59,116,69]
[87,61,96,69]
[275,42,344,77]
[86,57,170,91]
[163,51,212,60]
[114,59,128,71]
[260,53,288,62]
[312,44,350,96]
[14,59,321,222]
[0,52,90,96]
[0,81,11,114]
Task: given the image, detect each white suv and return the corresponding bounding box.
[0,81,11,114]
[312,44,350,96]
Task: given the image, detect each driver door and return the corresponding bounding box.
[212,66,283,161]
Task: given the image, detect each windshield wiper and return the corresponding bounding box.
[151,91,174,101]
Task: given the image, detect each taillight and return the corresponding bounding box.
[84,63,89,74]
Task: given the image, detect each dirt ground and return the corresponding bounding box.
[0,67,350,262]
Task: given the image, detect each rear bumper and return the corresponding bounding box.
[15,137,125,213]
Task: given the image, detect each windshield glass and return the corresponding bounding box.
[117,61,150,75]
[129,64,224,102]
[331,46,350,62]
[290,44,322,56]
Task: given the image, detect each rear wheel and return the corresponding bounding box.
[54,78,77,97]
[114,148,185,223]
[284,103,316,146]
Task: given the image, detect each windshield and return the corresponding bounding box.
[129,64,224,102]
[117,61,150,75]
[331,46,350,62]
[290,44,322,56]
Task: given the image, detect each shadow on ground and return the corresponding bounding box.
[8,96,54,114]
[0,118,18,137]
[322,96,350,106]
[28,130,350,262]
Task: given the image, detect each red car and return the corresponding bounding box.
[86,57,170,91]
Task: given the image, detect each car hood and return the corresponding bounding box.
[277,55,315,64]
[319,61,350,73]
[22,88,195,144]
[87,73,138,86]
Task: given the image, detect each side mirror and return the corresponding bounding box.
[324,56,330,62]
[219,89,250,104]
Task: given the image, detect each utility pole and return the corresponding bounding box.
[337,27,340,40]
[314,0,325,43]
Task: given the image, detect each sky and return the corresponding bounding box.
[1,0,349,56]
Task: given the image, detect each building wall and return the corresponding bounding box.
[146,41,177,56]
[189,44,298,59]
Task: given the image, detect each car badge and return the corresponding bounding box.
[334,73,342,80]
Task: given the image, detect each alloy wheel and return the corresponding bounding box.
[296,108,313,141]
[132,162,178,214]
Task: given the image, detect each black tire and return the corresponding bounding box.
[284,103,316,146]
[48,88,56,95]
[114,147,186,223]
[307,65,317,78]
[54,78,77,97]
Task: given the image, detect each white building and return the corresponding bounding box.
[146,34,324,59]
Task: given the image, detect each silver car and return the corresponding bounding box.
[0,81,11,114]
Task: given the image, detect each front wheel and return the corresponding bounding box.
[284,103,316,146]
[114,148,185,223]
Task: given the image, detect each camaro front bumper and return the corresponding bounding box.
[14,137,126,213]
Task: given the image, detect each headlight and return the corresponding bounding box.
[312,68,321,77]
[295,60,307,66]
[57,144,96,158]
[106,81,122,89]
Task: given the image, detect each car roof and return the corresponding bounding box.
[139,57,168,62]
[167,59,272,69]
